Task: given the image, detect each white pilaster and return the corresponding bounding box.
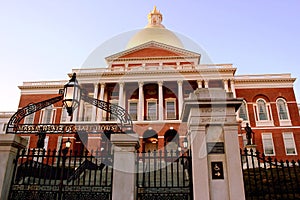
[138,81,144,121]
[177,80,183,119]
[92,83,99,122]
[204,80,209,88]
[223,79,229,92]
[197,80,203,88]
[97,82,105,121]
[118,82,125,108]
[230,79,236,98]
[158,81,164,121]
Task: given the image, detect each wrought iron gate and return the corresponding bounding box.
[136,150,193,199]
[9,148,113,200]
[241,148,300,200]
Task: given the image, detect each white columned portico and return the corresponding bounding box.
[158,81,163,121]
[118,82,125,108]
[92,83,99,121]
[177,80,183,118]
[97,82,105,121]
[138,81,144,121]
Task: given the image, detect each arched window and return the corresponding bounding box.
[257,99,268,120]
[276,98,289,120]
[238,101,248,121]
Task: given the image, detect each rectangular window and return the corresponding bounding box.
[44,136,49,151]
[147,100,157,120]
[109,101,119,121]
[61,108,68,122]
[283,132,297,155]
[166,100,176,119]
[129,101,138,121]
[262,133,275,156]
[24,113,35,124]
[83,104,93,121]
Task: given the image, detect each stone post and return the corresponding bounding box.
[0,134,28,200]
[182,88,245,200]
[111,134,139,200]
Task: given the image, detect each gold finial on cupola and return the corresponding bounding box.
[147,6,164,28]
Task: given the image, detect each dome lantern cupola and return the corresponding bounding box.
[147,6,164,28]
[126,6,184,49]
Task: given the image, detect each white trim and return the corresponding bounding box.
[276,98,292,126]
[254,98,274,127]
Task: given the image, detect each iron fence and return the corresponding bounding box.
[9,148,113,200]
[136,150,193,200]
[241,148,300,200]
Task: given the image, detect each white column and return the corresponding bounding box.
[204,80,209,88]
[177,80,183,119]
[158,81,164,121]
[92,83,99,122]
[97,82,105,121]
[138,81,144,121]
[118,82,125,108]
[197,80,203,88]
[78,100,84,122]
[230,79,236,98]
[223,79,229,92]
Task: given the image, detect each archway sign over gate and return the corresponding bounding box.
[6,73,133,135]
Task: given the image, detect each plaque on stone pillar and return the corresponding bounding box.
[207,142,225,154]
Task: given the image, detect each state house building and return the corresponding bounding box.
[13,7,300,161]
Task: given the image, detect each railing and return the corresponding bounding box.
[241,148,300,199]
[136,150,193,200]
[9,148,113,200]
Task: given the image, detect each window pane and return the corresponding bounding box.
[283,133,296,155]
[43,107,53,124]
[277,100,288,120]
[110,102,118,121]
[239,102,248,120]
[166,101,176,119]
[147,101,157,120]
[262,133,274,155]
[129,102,137,121]
[25,113,35,124]
[258,100,268,120]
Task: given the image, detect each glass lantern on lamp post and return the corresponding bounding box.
[63,73,81,121]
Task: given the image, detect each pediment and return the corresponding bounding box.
[105,41,201,62]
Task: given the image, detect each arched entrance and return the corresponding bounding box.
[143,129,158,152]
[164,128,179,152]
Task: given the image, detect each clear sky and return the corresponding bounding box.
[0,1,300,111]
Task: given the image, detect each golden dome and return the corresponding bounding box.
[126,6,184,49]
